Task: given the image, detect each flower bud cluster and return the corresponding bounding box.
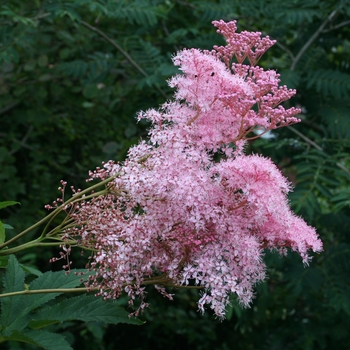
[60,21,322,318]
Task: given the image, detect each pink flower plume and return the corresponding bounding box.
[58,20,322,318]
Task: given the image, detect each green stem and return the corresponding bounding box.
[42,188,111,238]
[40,188,112,238]
[0,287,98,299]
[44,217,75,237]
[0,205,63,250]
[39,205,70,239]
[0,280,204,299]
[290,8,340,71]
[0,174,119,250]
[65,189,112,204]
[288,126,350,177]
[80,21,168,100]
[0,240,78,256]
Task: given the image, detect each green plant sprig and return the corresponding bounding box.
[0,276,204,299]
[0,174,120,254]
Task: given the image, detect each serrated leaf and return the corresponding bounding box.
[0,255,9,268]
[3,329,72,350]
[19,264,43,277]
[0,201,20,210]
[22,269,90,312]
[1,255,28,335]
[0,266,89,336]
[2,254,25,293]
[30,294,143,328]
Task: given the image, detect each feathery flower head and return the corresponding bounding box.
[57,20,322,318]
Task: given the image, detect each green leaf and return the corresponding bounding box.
[3,329,72,350]
[314,183,332,199]
[279,69,301,89]
[19,264,43,277]
[318,174,341,186]
[3,223,13,230]
[0,201,20,210]
[109,0,161,26]
[0,220,5,244]
[23,269,89,312]
[0,255,28,335]
[225,294,242,320]
[2,255,25,292]
[0,262,89,336]
[30,294,143,328]
[0,256,9,268]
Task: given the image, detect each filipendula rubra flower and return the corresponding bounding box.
[60,20,322,318]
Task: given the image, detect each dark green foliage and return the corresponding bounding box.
[4,330,72,350]
[0,256,141,349]
[1,0,350,349]
[30,295,143,328]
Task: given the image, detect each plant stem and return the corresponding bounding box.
[290,8,340,71]
[0,240,78,256]
[0,280,204,299]
[288,126,350,177]
[0,174,119,250]
[80,21,148,77]
[0,287,98,299]
[80,20,168,99]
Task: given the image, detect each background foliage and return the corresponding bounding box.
[0,0,349,349]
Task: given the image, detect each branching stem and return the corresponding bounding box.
[0,287,96,299]
[290,8,340,71]
[0,174,119,251]
[0,280,204,299]
[80,21,168,99]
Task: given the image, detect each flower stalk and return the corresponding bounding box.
[0,174,119,254]
[0,21,323,319]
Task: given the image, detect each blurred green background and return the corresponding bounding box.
[1,0,349,349]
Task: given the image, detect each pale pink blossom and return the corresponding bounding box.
[59,20,322,318]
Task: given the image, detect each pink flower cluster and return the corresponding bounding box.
[63,20,322,318]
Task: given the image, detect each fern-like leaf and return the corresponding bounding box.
[306,69,350,99]
[106,0,162,26]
